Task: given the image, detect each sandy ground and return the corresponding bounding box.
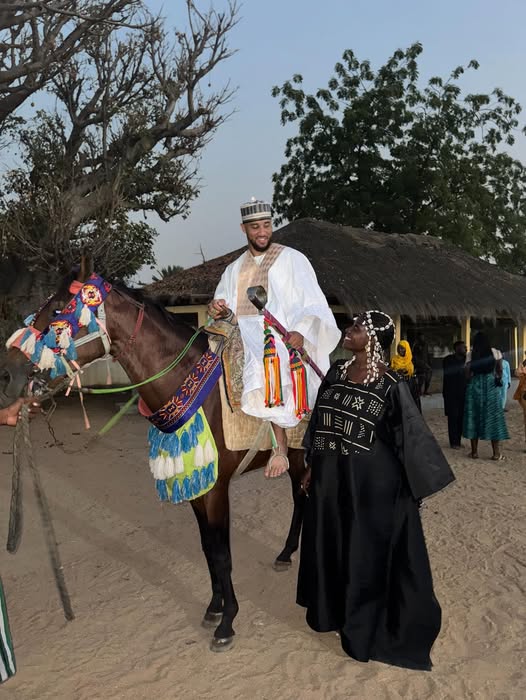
[0,393,525,700]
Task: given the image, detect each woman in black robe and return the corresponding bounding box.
[297,311,455,671]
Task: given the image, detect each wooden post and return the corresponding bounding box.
[512,324,519,370]
[460,317,471,349]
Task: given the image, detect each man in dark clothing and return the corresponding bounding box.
[442,341,467,449]
[412,334,432,395]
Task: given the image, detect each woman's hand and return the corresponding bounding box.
[300,466,311,495]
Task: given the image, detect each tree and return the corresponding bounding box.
[0,1,145,126]
[151,264,184,282]
[0,0,237,285]
[272,43,526,273]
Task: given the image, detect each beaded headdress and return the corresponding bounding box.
[343,310,395,385]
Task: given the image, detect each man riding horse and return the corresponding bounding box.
[208,198,341,478]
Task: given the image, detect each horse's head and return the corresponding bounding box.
[0,256,113,408]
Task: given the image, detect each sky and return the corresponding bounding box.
[30,0,526,281]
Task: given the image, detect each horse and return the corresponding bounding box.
[0,258,308,651]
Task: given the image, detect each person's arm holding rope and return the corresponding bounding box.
[0,399,41,426]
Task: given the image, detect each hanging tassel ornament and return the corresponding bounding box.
[288,347,310,419]
[263,320,283,408]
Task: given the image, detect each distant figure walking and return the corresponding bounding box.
[463,332,509,460]
[442,341,467,449]
[412,334,432,396]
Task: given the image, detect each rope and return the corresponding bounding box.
[97,393,139,437]
[7,405,75,622]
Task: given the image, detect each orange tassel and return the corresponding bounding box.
[263,321,283,407]
[289,348,310,418]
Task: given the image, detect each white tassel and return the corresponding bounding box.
[59,331,71,349]
[174,455,185,474]
[150,455,167,480]
[21,333,37,355]
[162,458,176,480]
[193,443,204,467]
[149,457,160,477]
[204,439,215,464]
[39,346,56,370]
[79,304,91,327]
[5,328,25,349]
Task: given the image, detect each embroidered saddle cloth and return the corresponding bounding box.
[204,313,244,410]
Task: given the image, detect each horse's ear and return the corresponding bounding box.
[79,252,94,282]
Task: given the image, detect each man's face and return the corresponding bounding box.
[456,342,466,357]
[241,218,272,254]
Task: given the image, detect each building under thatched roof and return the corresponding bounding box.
[146,218,526,321]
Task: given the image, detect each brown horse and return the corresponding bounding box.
[0,260,308,651]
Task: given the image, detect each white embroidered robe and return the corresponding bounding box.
[213,246,341,428]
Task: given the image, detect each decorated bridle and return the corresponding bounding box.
[6,273,114,381]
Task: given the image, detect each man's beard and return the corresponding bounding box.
[250,238,272,253]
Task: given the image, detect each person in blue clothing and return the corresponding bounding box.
[499,353,511,411]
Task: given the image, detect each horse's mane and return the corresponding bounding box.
[111,280,204,336]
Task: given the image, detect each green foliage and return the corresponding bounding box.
[0,112,157,280]
[0,1,237,287]
[151,265,185,282]
[272,43,526,273]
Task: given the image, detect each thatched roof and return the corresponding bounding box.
[145,219,526,320]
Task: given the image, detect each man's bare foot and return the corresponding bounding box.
[264,447,289,478]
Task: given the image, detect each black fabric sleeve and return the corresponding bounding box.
[386,380,455,501]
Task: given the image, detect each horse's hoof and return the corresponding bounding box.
[210,635,234,653]
[273,559,292,572]
[201,611,223,629]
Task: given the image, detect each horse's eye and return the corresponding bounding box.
[50,301,65,316]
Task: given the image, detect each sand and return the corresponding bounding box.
[0,394,525,700]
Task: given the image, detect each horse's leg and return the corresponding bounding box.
[274,450,307,571]
[191,500,224,628]
[203,482,239,652]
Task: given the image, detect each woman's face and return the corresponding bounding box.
[343,316,370,352]
[397,343,406,357]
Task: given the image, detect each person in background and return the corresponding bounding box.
[412,334,432,396]
[499,353,511,411]
[513,363,526,445]
[297,311,454,671]
[442,341,467,449]
[390,340,421,409]
[463,332,509,460]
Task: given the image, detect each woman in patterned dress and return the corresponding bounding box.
[297,311,455,671]
[462,332,509,460]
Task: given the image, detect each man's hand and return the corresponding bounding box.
[207,298,230,320]
[0,398,41,427]
[287,331,304,350]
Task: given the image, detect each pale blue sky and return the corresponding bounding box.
[94,1,526,278]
